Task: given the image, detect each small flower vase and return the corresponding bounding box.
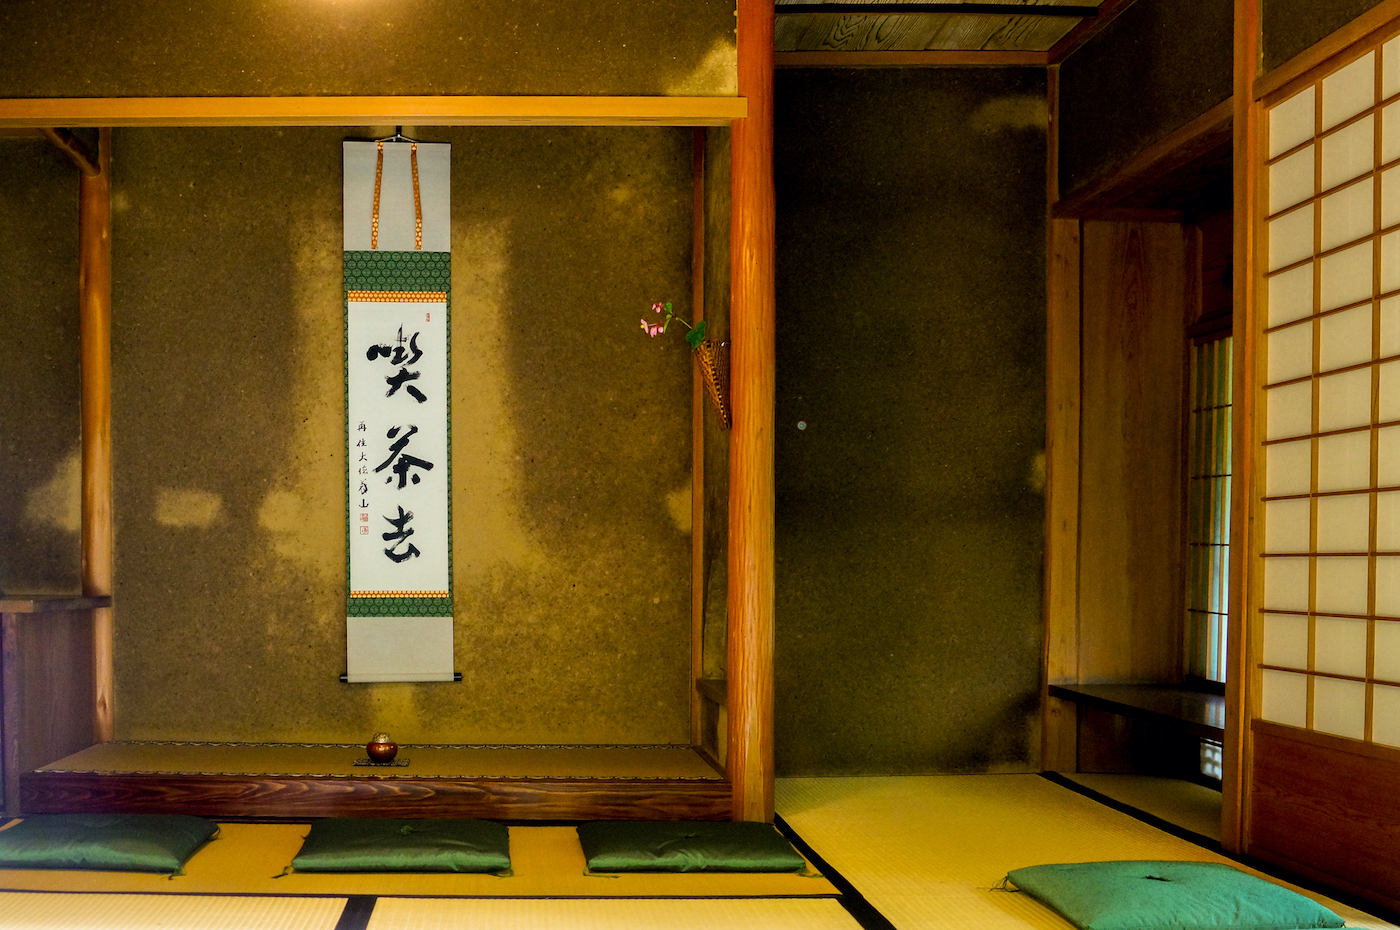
[695,338,730,430]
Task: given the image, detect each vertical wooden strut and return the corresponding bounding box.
[80,129,114,742]
[728,0,777,822]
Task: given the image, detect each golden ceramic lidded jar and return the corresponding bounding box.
[366,732,398,762]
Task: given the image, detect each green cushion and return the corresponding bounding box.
[1006,861,1345,930]
[576,820,807,873]
[0,814,219,874]
[290,818,511,873]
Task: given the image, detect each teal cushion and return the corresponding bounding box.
[290,818,511,873]
[576,820,807,873]
[0,814,219,874]
[1006,861,1345,930]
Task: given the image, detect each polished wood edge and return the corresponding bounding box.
[729,0,777,824]
[696,677,728,707]
[1253,0,1400,103]
[691,128,707,749]
[1251,718,1400,764]
[774,50,1048,68]
[0,97,748,128]
[1245,845,1400,918]
[2,615,19,816]
[39,128,99,176]
[19,771,734,820]
[1049,684,1226,740]
[1053,97,1234,218]
[0,597,111,614]
[1224,0,1259,857]
[1046,0,1138,65]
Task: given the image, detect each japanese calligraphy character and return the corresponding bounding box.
[367,327,427,403]
[382,505,421,563]
[374,425,435,488]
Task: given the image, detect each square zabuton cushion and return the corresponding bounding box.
[289,818,511,873]
[576,820,807,873]
[0,813,219,874]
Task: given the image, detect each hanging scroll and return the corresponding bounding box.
[343,139,454,682]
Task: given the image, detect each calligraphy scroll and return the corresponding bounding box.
[343,140,454,682]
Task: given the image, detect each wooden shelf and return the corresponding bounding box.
[1049,684,1226,741]
[0,595,111,614]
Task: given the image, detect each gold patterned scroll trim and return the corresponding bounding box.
[346,290,447,302]
[351,590,451,598]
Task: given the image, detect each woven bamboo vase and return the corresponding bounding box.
[695,338,731,430]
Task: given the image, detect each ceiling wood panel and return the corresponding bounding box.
[774,0,1105,53]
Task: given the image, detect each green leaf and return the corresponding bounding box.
[686,320,707,349]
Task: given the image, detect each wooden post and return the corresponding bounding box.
[80,128,114,743]
[1223,0,1259,855]
[728,0,776,823]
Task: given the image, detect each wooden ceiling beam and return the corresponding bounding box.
[776,49,1049,66]
[1046,0,1137,64]
[776,3,1098,14]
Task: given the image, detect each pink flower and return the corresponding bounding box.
[641,319,665,337]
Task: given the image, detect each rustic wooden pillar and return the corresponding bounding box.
[1223,0,1259,855]
[80,128,114,743]
[728,0,776,822]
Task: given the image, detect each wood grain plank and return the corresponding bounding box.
[979,14,1078,51]
[80,129,113,743]
[729,0,777,824]
[0,597,110,614]
[0,97,747,129]
[2,614,18,815]
[775,50,1048,65]
[19,772,733,821]
[1225,0,1259,857]
[1249,721,1400,912]
[1047,0,1137,64]
[1078,221,1188,684]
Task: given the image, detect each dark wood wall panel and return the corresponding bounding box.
[1077,221,1187,683]
[1249,721,1400,913]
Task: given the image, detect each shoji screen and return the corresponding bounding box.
[1261,38,1400,747]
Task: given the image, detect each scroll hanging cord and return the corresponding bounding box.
[370,139,425,252]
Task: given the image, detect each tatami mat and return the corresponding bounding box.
[40,742,722,779]
[0,892,344,930]
[775,774,1395,930]
[366,896,860,930]
[0,824,834,898]
[1058,773,1223,841]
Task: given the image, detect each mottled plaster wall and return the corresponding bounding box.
[1058,0,1232,199]
[1263,0,1389,74]
[0,139,82,596]
[773,69,1047,775]
[0,0,736,98]
[700,127,731,680]
[109,127,697,744]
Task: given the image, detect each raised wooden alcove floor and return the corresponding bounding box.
[21,742,729,821]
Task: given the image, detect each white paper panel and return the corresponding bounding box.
[1264,557,1312,610]
[1267,439,1314,496]
[1378,556,1400,616]
[343,142,451,252]
[1387,102,1400,165]
[1271,145,1316,215]
[1319,367,1373,431]
[1266,381,1313,440]
[1384,232,1400,294]
[1381,361,1400,421]
[1386,166,1400,229]
[1316,556,1369,614]
[1322,114,1376,190]
[1321,178,1375,251]
[1318,430,1373,490]
[1271,86,1316,159]
[1266,497,1312,552]
[1268,264,1316,326]
[1267,322,1315,385]
[1317,492,1371,552]
[1264,612,1311,669]
[1380,490,1400,549]
[1313,675,1367,739]
[1377,621,1400,679]
[1261,669,1310,727]
[1316,615,1369,676]
[1269,204,1315,272]
[1385,296,1400,355]
[346,616,455,682]
[1387,37,1400,99]
[1373,683,1400,747]
[1380,426,1400,485]
[1321,241,1374,311]
[1320,305,1374,371]
[1323,52,1376,131]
